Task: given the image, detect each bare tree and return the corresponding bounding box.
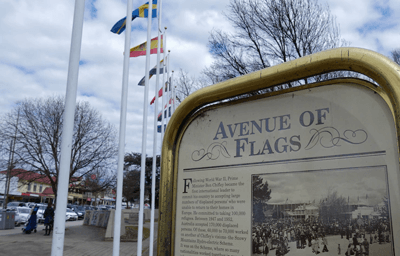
[175,69,205,103]
[204,0,347,86]
[83,167,116,206]
[392,49,400,65]
[0,96,118,204]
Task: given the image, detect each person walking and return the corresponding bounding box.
[43,202,54,236]
[23,204,39,234]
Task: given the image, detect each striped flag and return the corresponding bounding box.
[138,59,166,85]
[130,35,163,58]
[110,0,158,34]
[150,87,163,105]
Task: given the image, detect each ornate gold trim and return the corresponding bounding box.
[157,47,400,255]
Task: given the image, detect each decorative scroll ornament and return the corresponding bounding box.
[305,126,368,150]
[191,141,231,161]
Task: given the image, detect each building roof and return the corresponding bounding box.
[0,169,54,184]
[42,187,54,196]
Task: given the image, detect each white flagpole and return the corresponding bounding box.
[112,0,133,255]
[171,70,176,112]
[138,0,153,255]
[161,28,167,141]
[51,1,85,255]
[150,0,162,255]
[166,50,171,123]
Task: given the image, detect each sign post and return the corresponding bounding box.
[157,48,400,256]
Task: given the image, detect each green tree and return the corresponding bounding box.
[123,152,160,208]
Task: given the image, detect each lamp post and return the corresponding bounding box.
[2,110,20,209]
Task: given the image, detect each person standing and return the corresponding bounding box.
[43,202,54,236]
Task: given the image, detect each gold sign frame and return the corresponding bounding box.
[157,47,400,255]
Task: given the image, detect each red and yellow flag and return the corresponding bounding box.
[130,35,163,58]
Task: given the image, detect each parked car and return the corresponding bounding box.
[14,207,32,226]
[65,208,78,221]
[36,204,48,223]
[83,205,93,211]
[26,202,36,208]
[69,206,85,219]
[7,202,28,209]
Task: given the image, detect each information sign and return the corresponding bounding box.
[157,48,400,256]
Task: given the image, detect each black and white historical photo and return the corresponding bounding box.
[252,166,393,256]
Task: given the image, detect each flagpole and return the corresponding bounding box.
[112,0,133,255]
[161,28,167,141]
[171,70,176,112]
[169,70,174,117]
[150,0,162,255]
[166,50,171,123]
[51,1,85,255]
[138,1,153,255]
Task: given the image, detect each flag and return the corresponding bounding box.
[130,35,163,58]
[111,0,158,35]
[157,124,166,132]
[164,78,171,92]
[164,97,173,108]
[157,111,163,121]
[138,59,166,86]
[150,87,163,105]
[166,106,171,118]
[157,105,171,121]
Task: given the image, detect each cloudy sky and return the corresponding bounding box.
[260,166,388,206]
[0,0,399,157]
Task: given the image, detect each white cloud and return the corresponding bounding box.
[327,0,400,55]
[0,0,398,160]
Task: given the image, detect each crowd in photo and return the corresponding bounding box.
[252,217,391,256]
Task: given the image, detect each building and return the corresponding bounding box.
[0,169,53,203]
[286,204,320,219]
[1,169,115,207]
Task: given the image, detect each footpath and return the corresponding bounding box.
[0,220,158,256]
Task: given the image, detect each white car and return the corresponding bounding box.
[35,204,47,223]
[65,208,78,221]
[14,207,32,226]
